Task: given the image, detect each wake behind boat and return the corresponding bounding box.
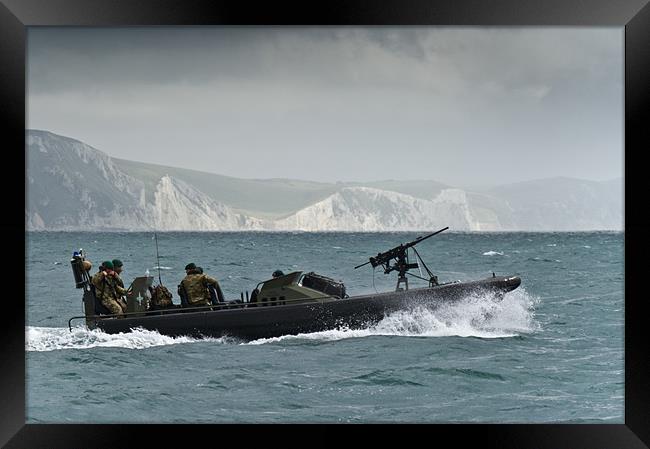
[67,228,521,340]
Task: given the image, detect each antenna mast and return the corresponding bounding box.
[154,231,163,285]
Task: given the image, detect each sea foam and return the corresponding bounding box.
[25,326,224,352]
[248,288,540,344]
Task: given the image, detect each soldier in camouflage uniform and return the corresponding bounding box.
[111,259,129,311]
[91,261,127,316]
[178,262,221,307]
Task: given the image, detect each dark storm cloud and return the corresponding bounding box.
[29,27,619,92]
[27,27,622,186]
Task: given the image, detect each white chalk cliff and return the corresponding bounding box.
[26,130,623,232]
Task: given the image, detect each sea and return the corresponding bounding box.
[25,231,624,423]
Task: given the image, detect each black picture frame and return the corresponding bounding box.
[4,0,649,446]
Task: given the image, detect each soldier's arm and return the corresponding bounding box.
[115,283,128,296]
[91,272,105,289]
[204,275,219,287]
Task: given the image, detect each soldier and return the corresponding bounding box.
[91,261,127,316]
[178,262,222,307]
[112,259,125,288]
[111,259,129,310]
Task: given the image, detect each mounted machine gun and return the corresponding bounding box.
[354,227,449,291]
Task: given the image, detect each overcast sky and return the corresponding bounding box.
[27,27,623,188]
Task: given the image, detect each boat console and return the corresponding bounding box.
[251,271,342,306]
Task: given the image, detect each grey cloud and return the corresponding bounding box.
[27,27,622,186]
[29,27,621,93]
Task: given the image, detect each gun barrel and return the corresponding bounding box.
[354,260,372,269]
[405,226,449,248]
[354,227,449,270]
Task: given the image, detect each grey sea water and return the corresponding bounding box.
[25,231,624,423]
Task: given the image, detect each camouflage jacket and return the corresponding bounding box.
[92,271,126,301]
[178,273,219,305]
[113,273,127,296]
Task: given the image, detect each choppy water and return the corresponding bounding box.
[25,231,623,423]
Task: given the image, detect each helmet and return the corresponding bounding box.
[112,259,123,268]
[272,270,284,278]
[82,260,92,271]
[185,263,196,271]
[102,260,114,270]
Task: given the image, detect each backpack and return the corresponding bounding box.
[151,285,173,308]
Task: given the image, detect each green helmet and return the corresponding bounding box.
[112,259,123,268]
[102,260,114,270]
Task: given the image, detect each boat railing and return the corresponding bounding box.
[67,293,337,331]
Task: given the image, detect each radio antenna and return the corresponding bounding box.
[154,231,163,285]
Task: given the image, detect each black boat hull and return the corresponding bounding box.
[90,275,521,340]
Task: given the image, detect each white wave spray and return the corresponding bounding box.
[25,326,225,352]
[483,251,504,256]
[248,287,540,344]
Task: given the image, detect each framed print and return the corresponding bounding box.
[4,0,650,447]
